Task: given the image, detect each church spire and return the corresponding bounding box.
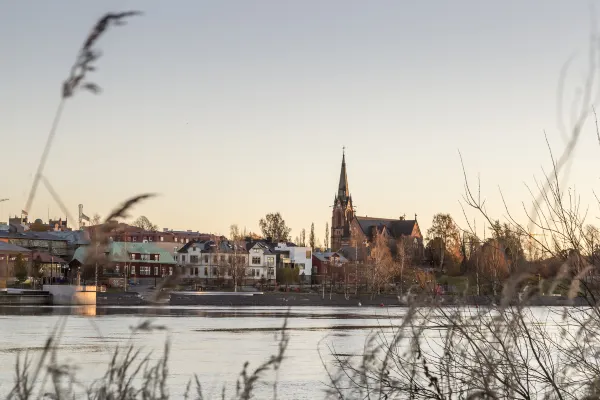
[338,147,349,199]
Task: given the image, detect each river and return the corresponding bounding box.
[0,305,412,399]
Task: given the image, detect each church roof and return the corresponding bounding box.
[338,150,349,199]
[355,216,419,240]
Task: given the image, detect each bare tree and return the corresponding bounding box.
[324,222,330,250]
[309,223,316,249]
[395,236,413,296]
[369,231,393,297]
[91,213,102,225]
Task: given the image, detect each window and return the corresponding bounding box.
[141,254,150,261]
[130,253,136,261]
[204,267,208,276]
[160,236,164,242]
[131,266,135,275]
[220,255,225,262]
[152,254,160,262]
[154,267,159,276]
[306,250,311,258]
[252,256,261,265]
[212,267,217,276]
[115,265,120,274]
[149,237,153,242]
[133,237,137,242]
[161,267,166,275]
[169,267,173,275]
[266,257,274,267]
[181,255,186,264]
[139,266,150,275]
[213,255,218,263]
[228,255,232,263]
[190,255,198,264]
[204,255,209,263]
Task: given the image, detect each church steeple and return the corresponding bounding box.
[338,147,349,199]
[331,147,354,251]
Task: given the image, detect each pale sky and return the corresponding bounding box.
[2,1,600,242]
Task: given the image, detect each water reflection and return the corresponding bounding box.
[0,305,407,320]
[73,305,97,316]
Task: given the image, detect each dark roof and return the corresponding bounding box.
[313,251,348,263]
[0,231,70,242]
[355,216,419,240]
[177,240,214,253]
[31,251,66,264]
[47,230,90,245]
[0,242,32,253]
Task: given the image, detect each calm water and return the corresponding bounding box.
[0,306,411,399]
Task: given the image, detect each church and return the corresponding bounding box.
[331,150,423,261]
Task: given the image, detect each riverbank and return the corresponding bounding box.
[1,289,589,307]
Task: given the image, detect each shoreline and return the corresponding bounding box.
[2,290,589,308]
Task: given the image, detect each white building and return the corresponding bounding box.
[275,242,313,281]
[247,242,277,281]
[177,240,269,284]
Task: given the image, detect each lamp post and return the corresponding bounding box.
[94,243,98,289]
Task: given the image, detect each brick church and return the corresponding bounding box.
[331,150,423,261]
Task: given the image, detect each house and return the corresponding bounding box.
[47,230,90,262]
[246,241,277,282]
[177,240,255,284]
[0,230,70,260]
[31,251,67,284]
[0,242,31,287]
[71,241,177,281]
[85,224,222,254]
[274,242,313,283]
[312,251,349,284]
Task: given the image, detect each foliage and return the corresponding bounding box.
[489,220,525,264]
[28,221,50,232]
[426,214,461,269]
[277,266,300,285]
[132,215,158,231]
[258,212,291,243]
[368,231,393,295]
[14,254,28,283]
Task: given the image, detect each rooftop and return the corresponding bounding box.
[0,242,32,253]
[72,241,177,265]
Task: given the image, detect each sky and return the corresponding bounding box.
[2,0,600,243]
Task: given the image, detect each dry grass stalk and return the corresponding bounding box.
[23,10,141,218]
